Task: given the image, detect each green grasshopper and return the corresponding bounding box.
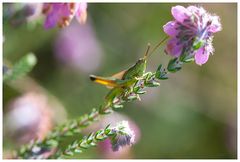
[90,37,167,107]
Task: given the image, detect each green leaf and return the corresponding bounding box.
[19,146,26,154]
[94,130,102,140]
[180,53,194,63]
[74,149,82,153]
[88,108,97,121]
[95,130,107,141]
[99,109,112,115]
[193,40,204,50]
[79,146,88,149]
[133,86,141,92]
[112,104,124,109]
[71,141,79,148]
[64,151,74,156]
[3,53,37,82]
[64,131,74,137]
[145,72,152,80]
[167,58,183,73]
[145,80,160,87]
[86,133,94,144]
[104,124,113,135]
[46,139,58,147]
[136,90,146,94]
[155,64,168,80]
[79,142,89,149]
[89,143,97,147]
[72,129,81,134]
[105,124,111,130]
[81,121,91,127]
[99,105,113,114]
[69,121,77,129]
[127,95,138,101]
[104,129,111,135]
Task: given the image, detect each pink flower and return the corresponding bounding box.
[4,93,53,145]
[54,20,103,73]
[4,3,42,26]
[163,5,222,65]
[42,2,87,29]
[84,112,141,158]
[111,121,135,152]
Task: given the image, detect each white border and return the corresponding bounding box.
[0,2,3,160]
[1,0,238,161]
[0,0,239,3]
[237,1,239,160]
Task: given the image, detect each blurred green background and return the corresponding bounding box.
[3,3,237,159]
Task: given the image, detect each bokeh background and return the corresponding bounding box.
[3,3,237,159]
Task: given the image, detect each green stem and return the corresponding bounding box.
[16,89,128,159]
[16,54,187,159]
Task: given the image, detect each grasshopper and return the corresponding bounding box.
[90,37,168,107]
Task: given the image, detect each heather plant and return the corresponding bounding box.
[3,3,222,159]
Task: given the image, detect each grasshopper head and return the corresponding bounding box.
[122,57,147,79]
[133,57,147,75]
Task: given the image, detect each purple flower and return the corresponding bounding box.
[163,5,222,65]
[94,113,140,158]
[42,2,87,29]
[4,3,42,26]
[110,121,135,152]
[54,20,103,73]
[4,93,53,145]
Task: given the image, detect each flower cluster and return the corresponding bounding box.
[3,3,42,26]
[61,121,135,157]
[110,121,135,151]
[163,5,222,65]
[42,3,87,29]
[7,4,223,159]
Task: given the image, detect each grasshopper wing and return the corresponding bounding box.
[111,70,127,80]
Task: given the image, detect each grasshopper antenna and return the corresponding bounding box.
[143,43,151,59]
[144,36,169,59]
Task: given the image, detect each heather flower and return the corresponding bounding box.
[4,3,42,26]
[42,2,87,29]
[110,121,135,152]
[54,21,103,73]
[4,93,53,145]
[86,113,140,158]
[163,5,222,65]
